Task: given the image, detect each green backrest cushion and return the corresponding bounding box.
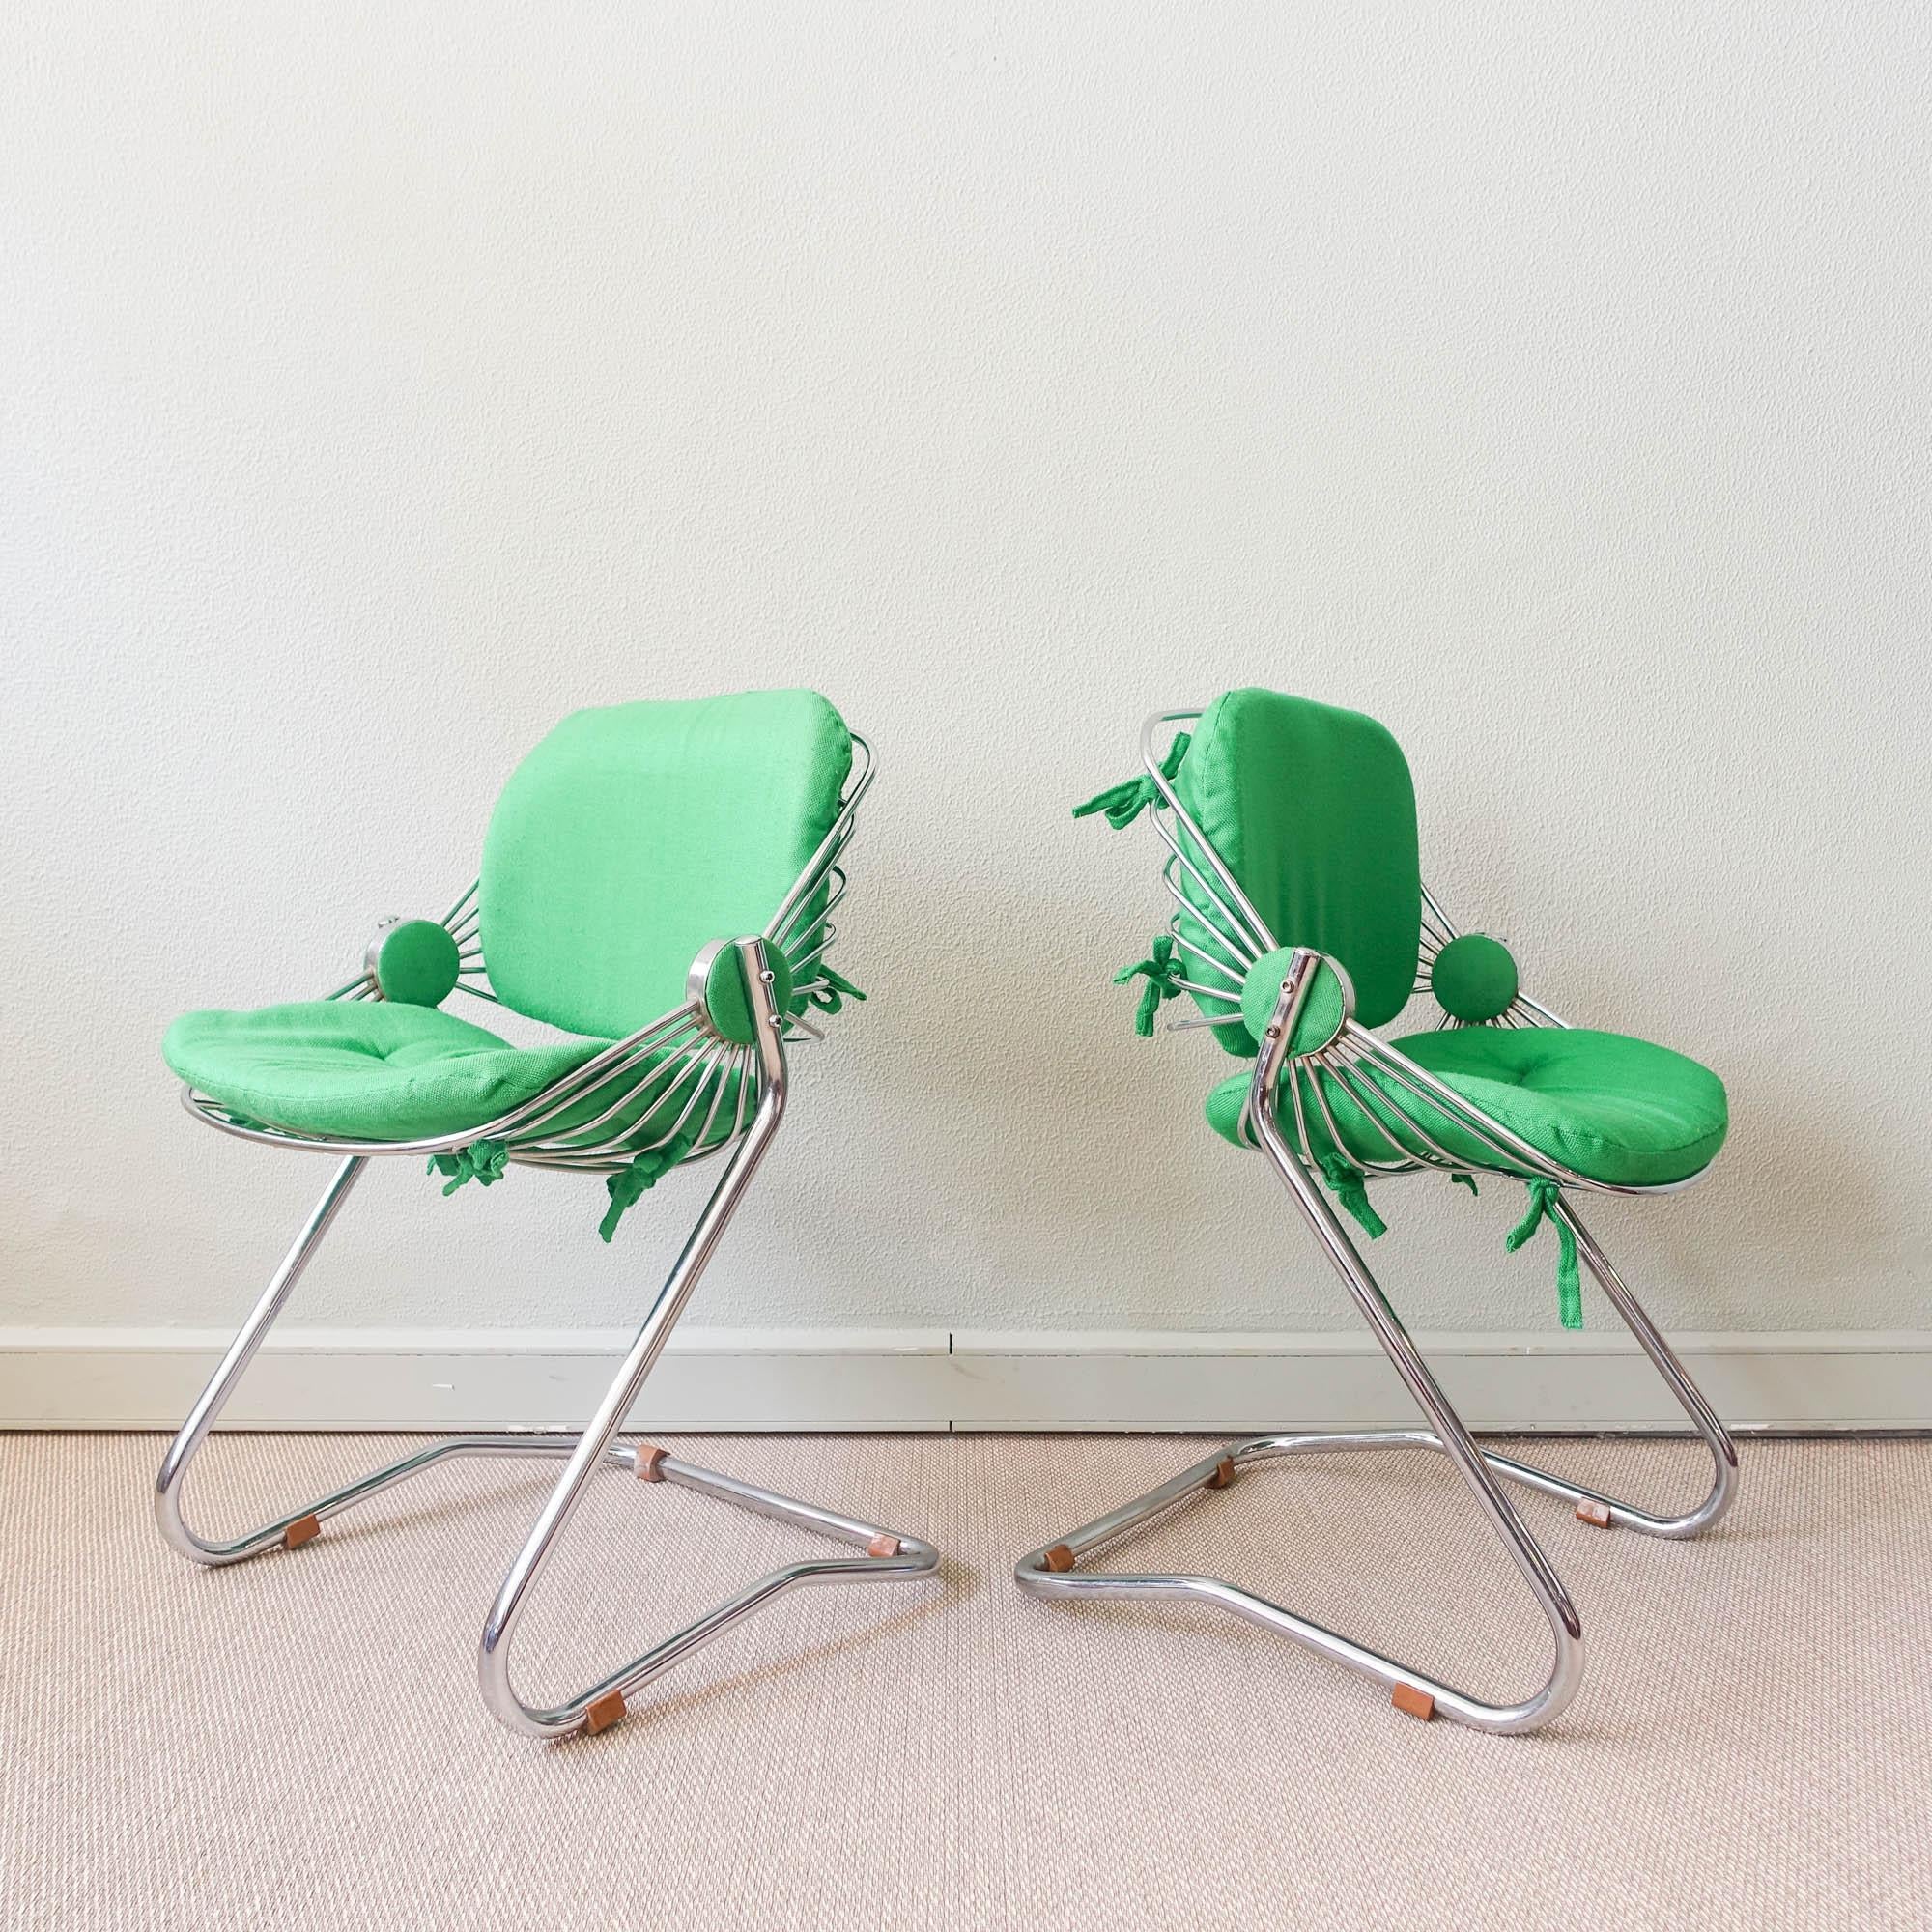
[1173,689,1421,1054]
[480,690,852,1039]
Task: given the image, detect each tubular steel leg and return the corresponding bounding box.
[1017,955,1736,1735]
[475,939,937,1741]
[153,1162,677,1558]
[156,1154,371,1561]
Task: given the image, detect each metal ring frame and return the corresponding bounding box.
[1015,711,1736,1734]
[156,736,941,1741]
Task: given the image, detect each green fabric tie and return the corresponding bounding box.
[599,1133,696,1243]
[1318,1153,1387,1239]
[1071,732,1190,830]
[804,962,867,1014]
[427,1138,509,1197]
[1505,1178,1583,1329]
[1113,934,1183,1037]
[1451,1171,1480,1197]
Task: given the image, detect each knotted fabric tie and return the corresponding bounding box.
[804,962,867,1014]
[599,1132,696,1243]
[1318,1152,1387,1239]
[1505,1178,1583,1329]
[1114,934,1182,1037]
[1071,732,1191,830]
[427,1138,508,1197]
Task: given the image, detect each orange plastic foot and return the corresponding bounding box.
[1575,1498,1613,1528]
[866,1533,901,1558]
[1206,1456,1236,1490]
[583,1690,626,1736]
[1391,1682,1435,1722]
[634,1445,668,1483]
[1042,1544,1076,1574]
[282,1514,321,1551]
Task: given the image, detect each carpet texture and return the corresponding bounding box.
[2,1433,1926,1930]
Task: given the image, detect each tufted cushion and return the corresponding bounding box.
[163,1001,604,1141]
[1205,1024,1728,1187]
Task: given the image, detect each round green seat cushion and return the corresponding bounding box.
[163,1001,607,1142]
[1205,1024,1727,1188]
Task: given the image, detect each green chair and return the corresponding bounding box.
[1018,689,1737,1734]
[157,689,937,1741]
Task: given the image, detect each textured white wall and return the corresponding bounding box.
[4,2,1927,1345]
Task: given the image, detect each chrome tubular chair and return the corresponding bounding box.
[1019,690,1737,1734]
[157,689,938,1741]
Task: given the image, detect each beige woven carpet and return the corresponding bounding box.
[3,1434,1927,1930]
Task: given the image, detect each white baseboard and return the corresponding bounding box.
[1,1325,1925,1432]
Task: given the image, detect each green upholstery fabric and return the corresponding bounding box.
[1431,933,1519,1023]
[369,919,462,1007]
[1204,1025,1727,1188]
[480,690,852,1039]
[1240,948,1349,1054]
[1171,691,1421,1057]
[164,1002,604,1142]
[164,999,753,1151]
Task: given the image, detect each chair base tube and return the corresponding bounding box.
[1011,954,1738,1737]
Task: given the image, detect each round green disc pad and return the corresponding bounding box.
[1240,947,1350,1056]
[1430,933,1519,1022]
[370,920,461,1007]
[701,946,795,1045]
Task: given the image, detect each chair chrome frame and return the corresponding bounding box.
[1015,710,1737,1734]
[157,736,940,1742]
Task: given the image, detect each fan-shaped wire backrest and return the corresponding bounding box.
[1170,689,1422,1054]
[480,690,853,1039]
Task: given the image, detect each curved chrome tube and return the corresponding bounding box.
[1017,946,1738,1734]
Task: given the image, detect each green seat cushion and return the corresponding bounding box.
[1171,690,1422,1056]
[481,689,852,1039]
[164,1002,605,1142]
[1205,1025,1727,1188]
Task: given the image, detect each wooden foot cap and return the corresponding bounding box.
[866,1533,901,1558]
[1391,1682,1435,1722]
[282,1514,321,1551]
[1041,1544,1076,1574]
[1575,1498,1613,1528]
[634,1445,668,1483]
[1206,1456,1236,1490]
[583,1690,626,1736]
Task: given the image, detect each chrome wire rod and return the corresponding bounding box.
[1318,1053,1465,1173]
[1167,927,1244,986]
[525,1047,730,1167]
[1160,857,1258,971]
[1297,1061,1423,1175]
[784,928,836,979]
[497,1014,707,1143]
[1137,709,1280,956]
[771,867,850,952]
[1331,1033,1577,1188]
[1172,974,1242,1001]
[764,735,873,945]
[1146,810,1274,962]
[516,1038,718,1155]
